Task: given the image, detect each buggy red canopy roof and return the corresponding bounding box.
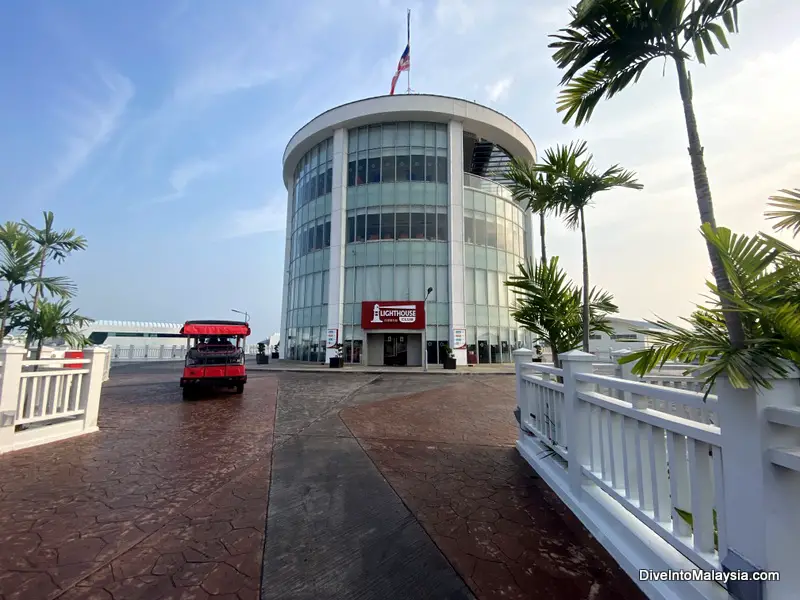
[180,320,251,336]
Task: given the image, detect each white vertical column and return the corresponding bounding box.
[447,120,467,366]
[279,183,294,359]
[326,128,348,360]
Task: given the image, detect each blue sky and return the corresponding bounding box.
[1,0,798,341]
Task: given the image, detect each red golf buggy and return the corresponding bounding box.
[180,320,250,398]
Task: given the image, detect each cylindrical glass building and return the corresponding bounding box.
[280,94,537,366]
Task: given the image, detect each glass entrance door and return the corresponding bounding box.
[383,334,407,366]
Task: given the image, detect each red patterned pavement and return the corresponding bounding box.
[341,377,644,600]
[0,371,277,600]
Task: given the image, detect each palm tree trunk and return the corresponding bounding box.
[0,285,13,346]
[25,250,47,358]
[550,344,560,369]
[539,213,547,263]
[675,56,746,350]
[579,209,590,353]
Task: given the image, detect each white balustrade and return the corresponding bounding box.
[0,346,109,453]
[514,348,800,600]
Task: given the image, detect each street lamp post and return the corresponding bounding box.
[231,309,249,354]
[423,287,433,372]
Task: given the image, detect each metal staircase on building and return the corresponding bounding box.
[463,133,514,187]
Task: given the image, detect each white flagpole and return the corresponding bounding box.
[406,9,411,94]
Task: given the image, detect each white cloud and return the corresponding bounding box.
[169,159,218,193]
[219,194,287,239]
[143,158,219,205]
[172,66,282,103]
[486,77,513,103]
[46,65,133,192]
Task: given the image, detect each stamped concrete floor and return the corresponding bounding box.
[0,364,643,600]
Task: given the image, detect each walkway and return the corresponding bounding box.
[0,363,642,600]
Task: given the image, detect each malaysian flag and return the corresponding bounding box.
[390,11,411,95]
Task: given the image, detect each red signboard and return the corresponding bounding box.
[361,301,425,330]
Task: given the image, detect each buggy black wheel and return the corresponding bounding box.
[234,383,244,394]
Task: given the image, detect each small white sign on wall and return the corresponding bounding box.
[326,328,339,348]
[452,328,466,349]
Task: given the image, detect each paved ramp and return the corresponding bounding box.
[261,373,472,600]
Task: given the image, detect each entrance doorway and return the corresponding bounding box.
[383,334,407,366]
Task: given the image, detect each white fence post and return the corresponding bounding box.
[101,345,111,381]
[513,348,533,430]
[0,347,26,453]
[716,368,800,600]
[560,350,596,498]
[80,347,109,431]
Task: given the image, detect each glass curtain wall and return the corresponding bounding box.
[343,122,449,364]
[462,185,529,363]
[285,137,333,362]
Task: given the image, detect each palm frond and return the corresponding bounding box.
[620,207,800,392]
[680,0,743,64]
[550,0,742,125]
[765,189,800,237]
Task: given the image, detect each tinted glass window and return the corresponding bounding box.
[487,220,497,248]
[425,156,436,182]
[475,218,486,245]
[355,214,366,241]
[325,168,333,193]
[410,155,425,181]
[437,213,448,241]
[317,172,326,196]
[382,156,396,182]
[396,156,410,181]
[396,212,410,239]
[425,213,437,240]
[308,175,317,201]
[367,214,380,240]
[368,158,381,183]
[410,212,425,239]
[464,217,474,243]
[496,220,506,250]
[436,157,448,183]
[381,213,394,239]
[324,221,331,247]
[356,159,367,185]
[346,216,355,243]
[347,162,356,186]
[315,224,324,249]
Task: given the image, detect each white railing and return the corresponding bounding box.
[463,172,513,200]
[107,344,260,362]
[515,348,800,600]
[0,346,109,454]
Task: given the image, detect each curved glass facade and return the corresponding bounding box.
[462,184,528,364]
[342,122,449,365]
[286,137,333,362]
[282,109,536,367]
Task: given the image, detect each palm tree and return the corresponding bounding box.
[15,298,92,358]
[620,189,800,392]
[505,257,619,368]
[22,211,87,352]
[548,0,746,349]
[505,158,560,263]
[0,222,37,346]
[537,141,642,351]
